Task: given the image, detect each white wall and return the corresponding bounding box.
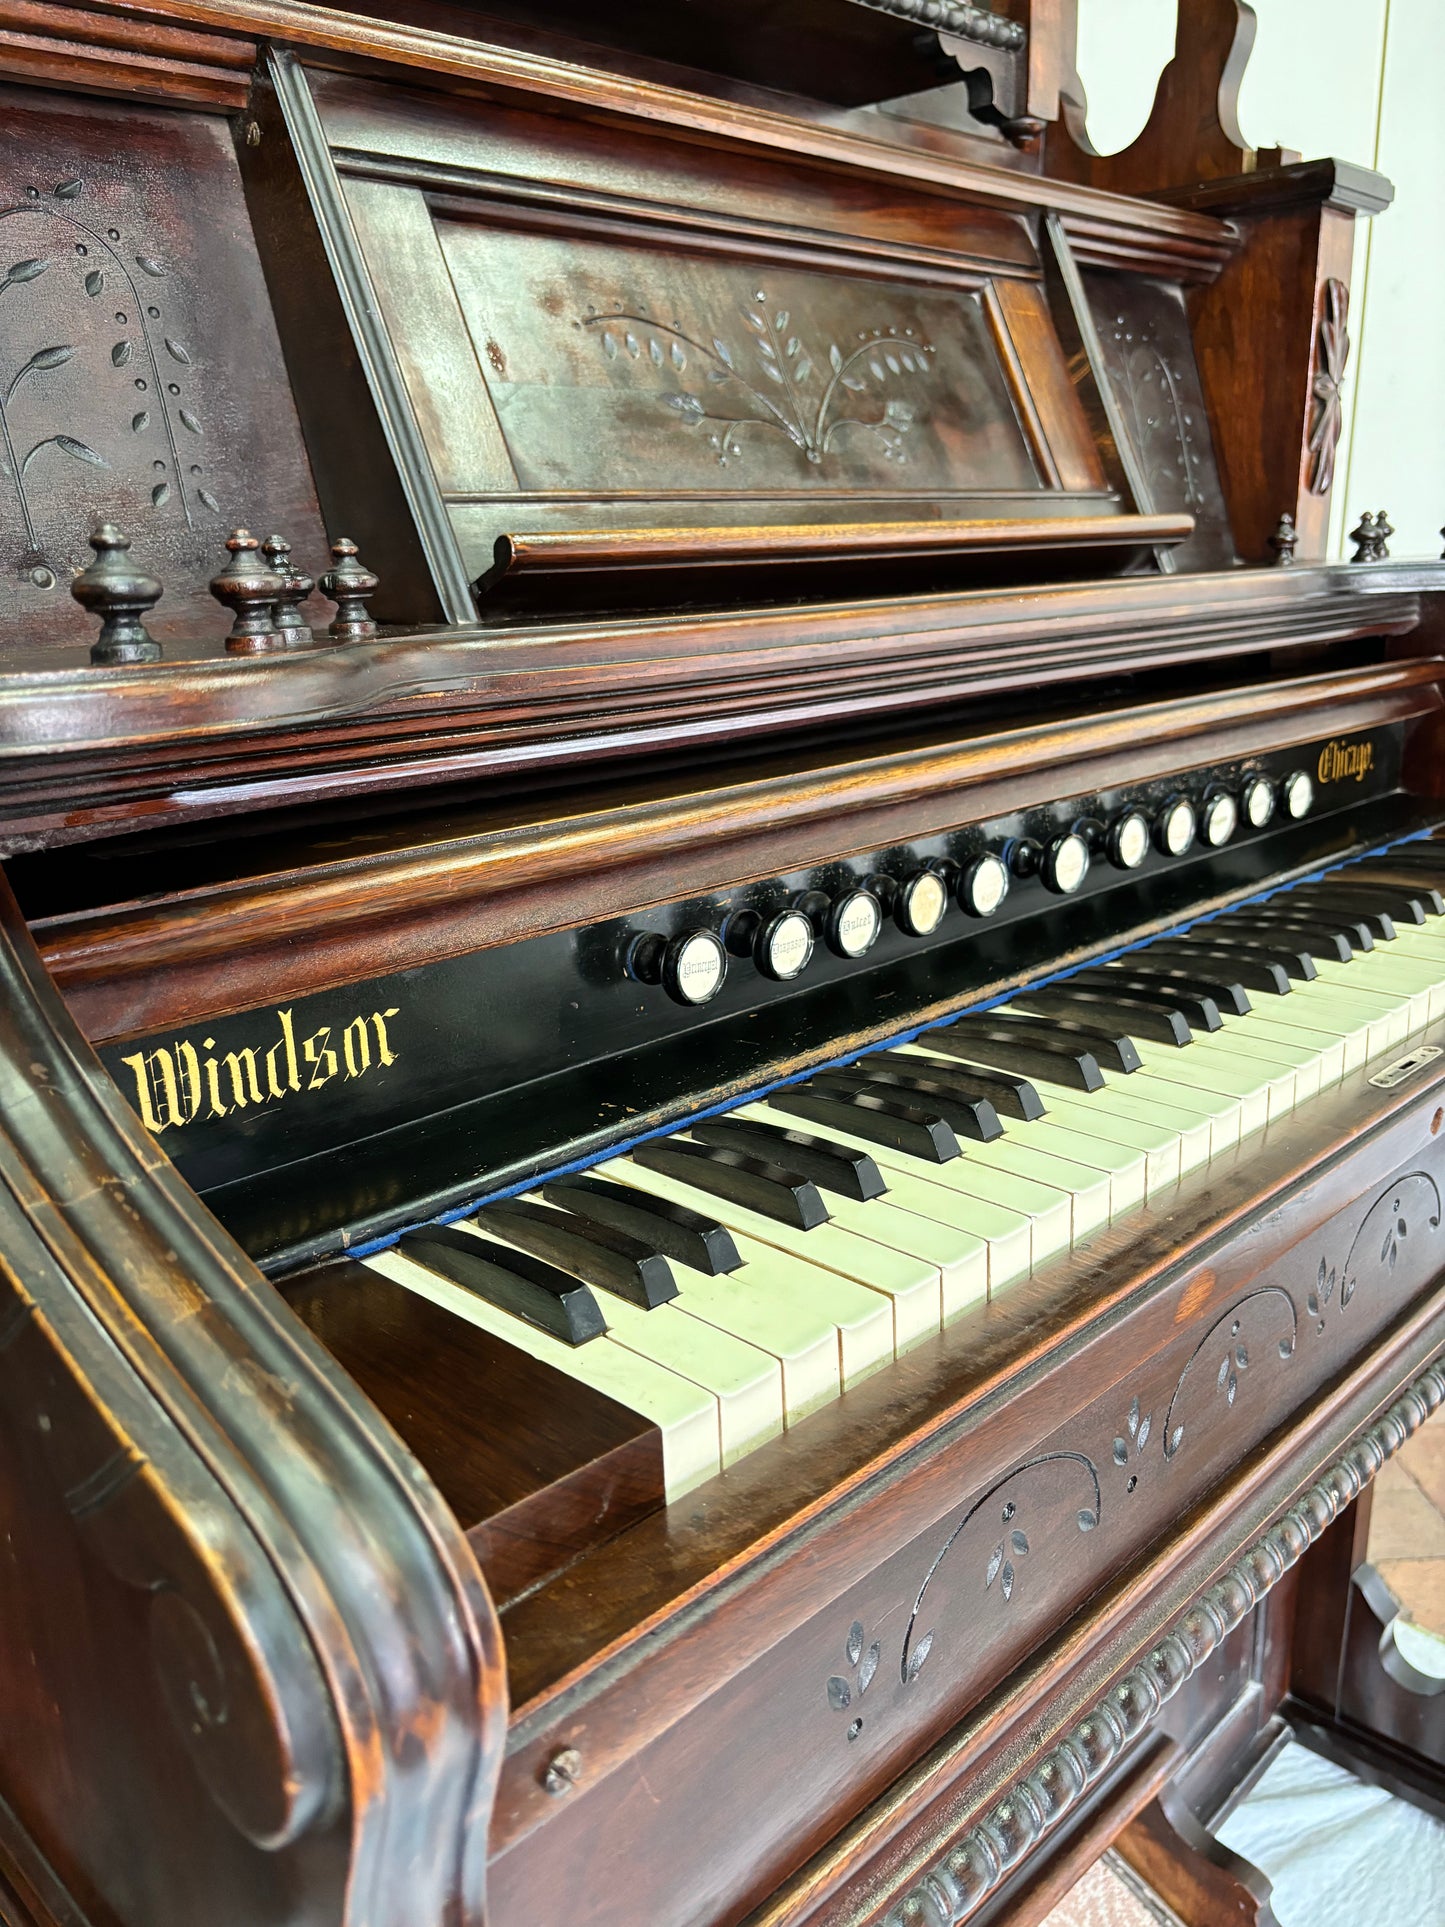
[1074,0,1445,560]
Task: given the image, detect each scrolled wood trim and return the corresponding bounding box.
[0,873,508,1923]
[875,1363,1445,1927]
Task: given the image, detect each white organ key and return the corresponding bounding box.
[587,1284,784,1464]
[366,1247,722,1499]
[604,1158,902,1381]
[741,1099,1024,1298]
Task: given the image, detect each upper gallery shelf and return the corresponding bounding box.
[0,0,1406,814]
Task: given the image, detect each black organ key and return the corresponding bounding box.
[475,1196,678,1310]
[1182,929,1317,982]
[870,1046,1046,1122]
[632,1139,829,1230]
[1353,850,1445,890]
[688,1117,887,1201]
[399,1224,606,1346]
[1309,878,1435,923]
[821,1061,1004,1142]
[1073,970,1225,1030]
[1078,971,1225,1032]
[928,1018,1107,1090]
[542,1172,742,1276]
[1219,913,1355,962]
[765,1081,960,1164]
[1012,986,1192,1047]
[1138,942,1293,995]
[1338,867,1445,914]
[983,1010,1142,1075]
[1283,885,1397,938]
[1245,906,1374,951]
[1099,961,1252,1018]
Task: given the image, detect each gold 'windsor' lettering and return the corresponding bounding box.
[1317,737,1375,785]
[120,1005,401,1136]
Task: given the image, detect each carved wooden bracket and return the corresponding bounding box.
[1048,0,1287,197]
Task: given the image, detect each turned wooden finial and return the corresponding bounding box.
[1374,510,1395,558]
[72,524,163,665]
[262,534,316,647]
[1350,512,1378,563]
[318,537,379,641]
[210,529,290,654]
[1268,513,1298,567]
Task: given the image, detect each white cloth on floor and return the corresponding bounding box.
[1215,1740,1445,1926]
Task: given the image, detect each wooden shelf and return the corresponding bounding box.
[475,513,1194,607]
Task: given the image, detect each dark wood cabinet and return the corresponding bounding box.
[0,4,1440,1925]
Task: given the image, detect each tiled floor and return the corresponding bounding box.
[1040,1854,1181,1927]
[1370,1405,1445,1639]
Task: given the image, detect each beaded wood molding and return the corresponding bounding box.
[882,1360,1445,1927]
[848,1,1025,50]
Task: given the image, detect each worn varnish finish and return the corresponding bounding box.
[0,4,1443,1925]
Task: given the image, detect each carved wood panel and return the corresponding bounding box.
[298,69,1112,597]
[489,1102,1445,1927]
[1080,269,1235,571]
[0,83,325,657]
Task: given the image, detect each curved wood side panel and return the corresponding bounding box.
[0,874,505,1926]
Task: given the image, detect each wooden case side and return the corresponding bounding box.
[0,871,506,1927]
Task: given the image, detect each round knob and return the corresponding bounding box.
[1107,810,1150,871]
[824,889,883,959]
[1155,797,1198,858]
[1243,776,1277,829]
[957,853,1010,918]
[1073,817,1107,855]
[1006,837,1043,879]
[1041,832,1090,896]
[1202,790,1238,848]
[896,867,950,937]
[754,909,815,982]
[627,929,728,1005]
[1283,769,1314,820]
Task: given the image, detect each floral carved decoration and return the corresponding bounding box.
[581,288,935,469]
[1308,278,1350,497]
[1,176,218,589]
[897,1452,1101,1690]
[1098,307,1207,513]
[825,1619,883,1744]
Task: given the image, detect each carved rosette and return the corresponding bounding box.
[1308,278,1351,497]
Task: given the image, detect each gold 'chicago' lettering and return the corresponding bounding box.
[1317,737,1375,785]
[121,1005,401,1136]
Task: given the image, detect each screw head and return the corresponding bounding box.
[542,1747,582,1796]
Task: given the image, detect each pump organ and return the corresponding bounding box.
[0,4,1444,1925]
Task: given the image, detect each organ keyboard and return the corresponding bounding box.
[322,835,1445,1503]
[2,4,1445,1926]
